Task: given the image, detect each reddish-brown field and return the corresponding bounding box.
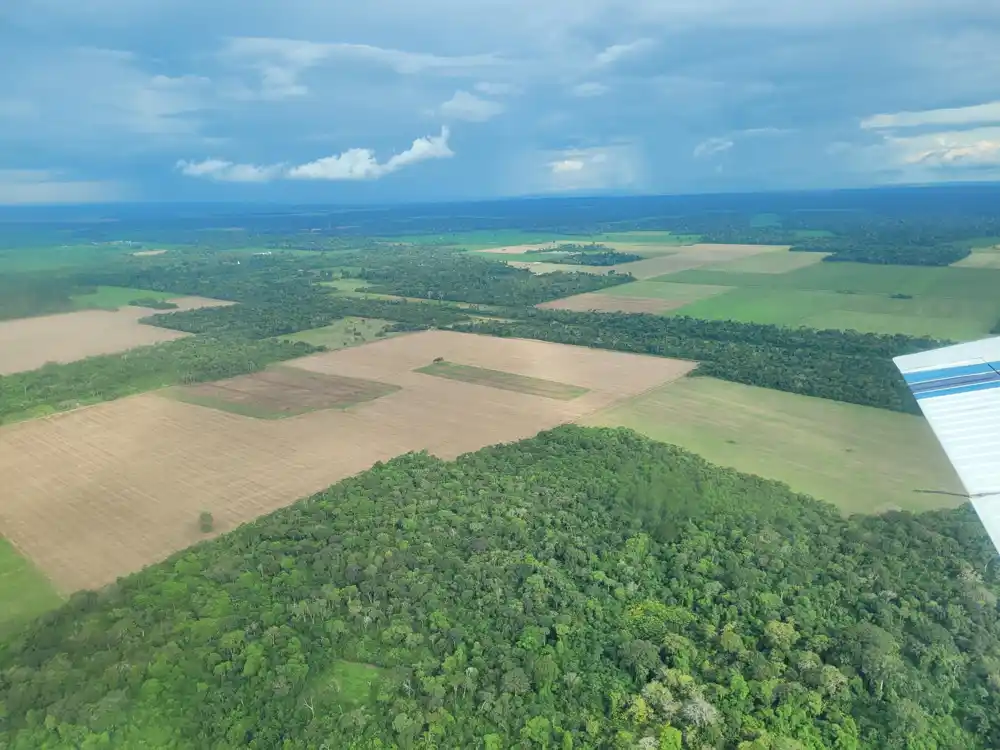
[0,296,232,375]
[171,367,400,418]
[0,331,695,593]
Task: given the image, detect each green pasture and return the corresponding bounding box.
[0,538,63,639]
[581,376,965,516]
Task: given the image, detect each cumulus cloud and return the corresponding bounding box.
[861,101,1000,130]
[892,128,1000,168]
[179,126,454,182]
[538,143,642,192]
[439,91,504,122]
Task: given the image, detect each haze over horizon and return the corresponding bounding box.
[2,0,999,204]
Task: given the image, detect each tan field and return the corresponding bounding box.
[132,249,169,256]
[538,293,681,314]
[0,297,232,375]
[0,330,695,593]
[511,243,789,280]
[479,243,561,255]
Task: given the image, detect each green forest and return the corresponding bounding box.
[1,427,997,749]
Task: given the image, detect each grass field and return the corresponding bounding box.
[954,242,1000,268]
[169,367,401,418]
[308,660,384,709]
[539,281,731,314]
[416,361,589,400]
[0,538,62,637]
[654,261,1000,339]
[581,376,965,515]
[280,317,392,349]
[596,280,733,302]
[321,277,374,294]
[387,229,702,251]
[0,331,694,592]
[70,286,175,310]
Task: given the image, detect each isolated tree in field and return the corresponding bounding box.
[198,511,214,533]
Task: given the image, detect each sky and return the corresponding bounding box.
[1,0,999,204]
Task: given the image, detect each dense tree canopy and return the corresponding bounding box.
[789,241,970,267]
[1,427,997,749]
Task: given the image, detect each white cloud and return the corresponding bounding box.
[0,169,123,204]
[538,143,642,192]
[220,36,505,100]
[594,38,655,67]
[179,126,454,182]
[861,101,1000,130]
[893,128,1000,167]
[693,137,734,158]
[439,91,504,122]
[175,158,285,182]
[571,82,609,97]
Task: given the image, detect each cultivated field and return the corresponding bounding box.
[416,361,589,400]
[0,296,232,375]
[0,537,62,637]
[132,249,169,256]
[582,376,965,515]
[0,330,695,592]
[169,367,401,419]
[514,243,788,280]
[697,249,830,273]
[538,293,681,314]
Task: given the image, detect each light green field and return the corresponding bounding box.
[280,317,393,349]
[581,377,965,515]
[591,231,701,245]
[699,249,829,274]
[321,277,374,294]
[670,287,997,340]
[653,261,1000,339]
[595,280,732,304]
[385,229,700,251]
[0,244,154,272]
[0,538,63,638]
[70,286,175,310]
[416,361,588,400]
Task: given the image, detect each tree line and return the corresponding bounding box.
[0,336,320,424]
[1,426,996,748]
[453,310,943,413]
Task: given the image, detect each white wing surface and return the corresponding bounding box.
[894,337,1000,555]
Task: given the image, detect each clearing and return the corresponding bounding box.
[169,367,400,418]
[416,361,588,400]
[279,317,393,349]
[0,537,63,638]
[0,296,232,375]
[0,330,694,593]
[132,249,169,257]
[581,376,964,515]
[537,293,681,314]
[70,285,175,310]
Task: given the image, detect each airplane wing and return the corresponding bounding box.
[894,337,1000,555]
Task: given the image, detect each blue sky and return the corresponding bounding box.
[1,0,999,203]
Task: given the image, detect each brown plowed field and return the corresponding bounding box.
[0,331,695,593]
[0,296,232,375]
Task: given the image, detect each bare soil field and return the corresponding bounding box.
[171,367,399,418]
[132,249,169,256]
[538,293,680,314]
[0,296,232,375]
[0,331,694,592]
[511,243,788,280]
